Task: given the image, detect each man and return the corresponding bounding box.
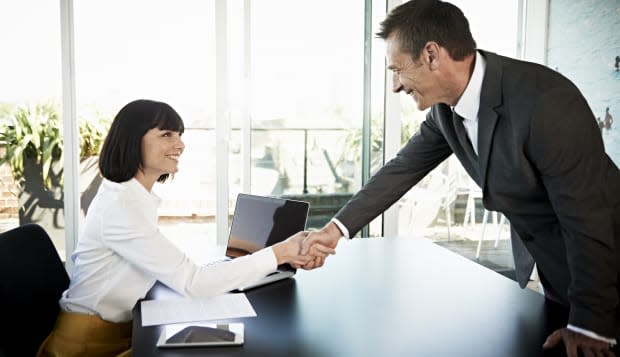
[302,1,620,355]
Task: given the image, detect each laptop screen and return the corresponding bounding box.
[227,194,309,258]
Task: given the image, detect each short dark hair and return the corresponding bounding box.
[99,99,185,184]
[376,0,476,61]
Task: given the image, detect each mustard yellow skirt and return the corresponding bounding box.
[36,310,132,357]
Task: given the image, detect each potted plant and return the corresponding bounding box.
[0,101,63,234]
[0,101,109,245]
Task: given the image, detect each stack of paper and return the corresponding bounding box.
[141,293,257,326]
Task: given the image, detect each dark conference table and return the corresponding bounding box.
[132,237,570,357]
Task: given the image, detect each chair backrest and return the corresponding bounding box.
[0,224,70,357]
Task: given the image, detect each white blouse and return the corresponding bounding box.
[60,178,277,323]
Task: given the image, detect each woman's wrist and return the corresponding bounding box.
[272,242,289,265]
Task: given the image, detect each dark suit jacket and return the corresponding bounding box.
[335,50,620,337]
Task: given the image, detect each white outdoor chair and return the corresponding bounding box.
[462,177,509,259]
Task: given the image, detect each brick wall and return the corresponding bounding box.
[0,145,19,219]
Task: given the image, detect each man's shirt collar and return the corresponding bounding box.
[454,51,486,121]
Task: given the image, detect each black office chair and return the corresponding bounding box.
[0,224,70,357]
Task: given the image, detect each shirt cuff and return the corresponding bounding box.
[258,246,278,270]
[330,218,350,239]
[566,324,617,346]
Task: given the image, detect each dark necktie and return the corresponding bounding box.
[452,110,478,163]
[510,226,536,288]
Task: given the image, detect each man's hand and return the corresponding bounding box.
[299,222,342,270]
[543,328,616,357]
[273,231,335,267]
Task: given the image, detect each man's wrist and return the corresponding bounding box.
[566,324,617,346]
[329,219,349,239]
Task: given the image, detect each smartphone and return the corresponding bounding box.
[156,323,244,348]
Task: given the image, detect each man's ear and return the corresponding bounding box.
[424,42,441,69]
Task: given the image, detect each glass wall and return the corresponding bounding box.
[236,0,384,233]
[0,1,64,254]
[0,0,525,262]
[73,0,218,258]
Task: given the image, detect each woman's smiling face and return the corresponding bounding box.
[138,127,185,185]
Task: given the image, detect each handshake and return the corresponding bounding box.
[271,222,343,270]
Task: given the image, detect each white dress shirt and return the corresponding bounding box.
[60,178,278,323]
[453,51,485,154]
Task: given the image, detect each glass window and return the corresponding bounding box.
[0,1,64,255]
[73,1,218,260]
[243,0,373,232]
[0,0,524,267]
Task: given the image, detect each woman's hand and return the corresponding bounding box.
[272,231,336,266]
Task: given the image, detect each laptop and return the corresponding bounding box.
[215,193,309,291]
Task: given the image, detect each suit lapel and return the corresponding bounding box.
[477,51,504,194]
[476,52,537,285]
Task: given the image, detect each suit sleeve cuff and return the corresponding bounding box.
[566,325,617,346]
[330,218,350,239]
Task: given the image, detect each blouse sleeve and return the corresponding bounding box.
[99,196,278,299]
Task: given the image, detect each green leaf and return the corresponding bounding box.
[1,100,111,190]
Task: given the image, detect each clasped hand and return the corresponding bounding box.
[273,231,336,267]
[296,223,343,270]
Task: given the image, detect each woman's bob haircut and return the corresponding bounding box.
[99,99,185,184]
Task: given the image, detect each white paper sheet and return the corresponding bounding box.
[141,293,257,326]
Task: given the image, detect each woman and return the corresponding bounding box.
[37,99,332,356]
